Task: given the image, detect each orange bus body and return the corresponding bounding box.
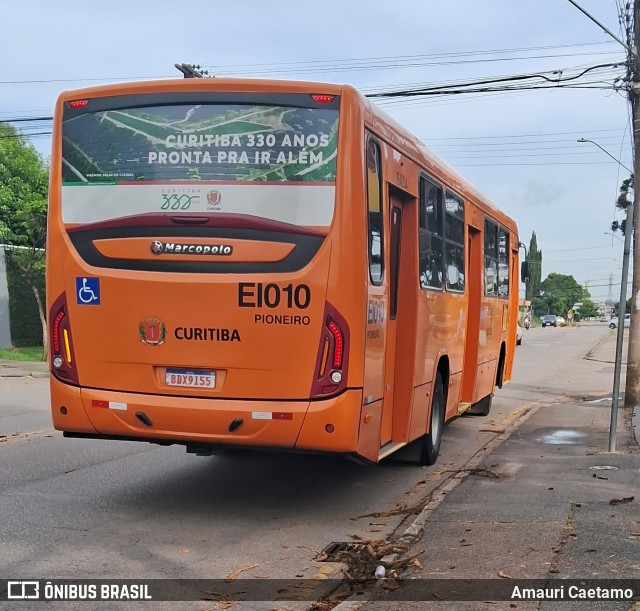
[47,78,520,464]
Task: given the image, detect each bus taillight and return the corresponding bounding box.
[311,94,335,104]
[68,99,89,109]
[327,320,343,368]
[52,310,65,355]
[311,304,350,398]
[50,294,78,384]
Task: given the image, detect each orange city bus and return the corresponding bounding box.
[47,78,524,465]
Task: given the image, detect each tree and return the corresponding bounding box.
[576,298,599,321]
[611,174,633,236]
[532,273,589,318]
[613,298,632,316]
[525,231,542,302]
[0,122,48,358]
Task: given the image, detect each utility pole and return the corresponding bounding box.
[174,63,209,78]
[567,0,637,448]
[624,0,640,411]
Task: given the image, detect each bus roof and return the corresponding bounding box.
[360,92,518,236]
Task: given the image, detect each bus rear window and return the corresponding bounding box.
[60,100,339,227]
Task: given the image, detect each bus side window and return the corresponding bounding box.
[444,191,465,292]
[419,176,443,290]
[484,219,498,296]
[367,138,384,284]
[498,228,509,298]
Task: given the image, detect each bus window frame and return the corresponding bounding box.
[366,135,384,286]
[497,226,510,299]
[418,173,444,292]
[484,218,498,297]
[443,188,465,294]
[484,218,510,299]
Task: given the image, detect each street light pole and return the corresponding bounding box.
[566,0,634,53]
[603,232,625,243]
[577,137,634,451]
[569,0,640,452]
[610,202,634,451]
[577,139,633,174]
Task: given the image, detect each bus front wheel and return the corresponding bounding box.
[420,372,445,466]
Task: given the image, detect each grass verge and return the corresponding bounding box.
[0,346,45,362]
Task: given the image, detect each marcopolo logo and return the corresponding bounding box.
[150,241,233,256]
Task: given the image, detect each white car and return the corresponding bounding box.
[609,314,631,329]
[516,323,523,346]
[556,316,565,325]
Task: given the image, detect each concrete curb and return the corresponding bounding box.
[0,364,49,378]
[0,370,49,378]
[396,401,541,546]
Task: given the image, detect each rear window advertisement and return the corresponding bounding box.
[60,103,339,227]
[62,104,339,184]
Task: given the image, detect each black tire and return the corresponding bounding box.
[420,372,445,466]
[610,323,616,329]
[517,337,522,346]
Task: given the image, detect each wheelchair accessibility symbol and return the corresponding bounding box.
[76,277,100,305]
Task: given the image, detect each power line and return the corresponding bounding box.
[453,160,630,166]
[367,62,623,98]
[546,244,628,252]
[0,43,623,86]
[424,128,626,141]
[205,40,620,71]
[210,51,624,77]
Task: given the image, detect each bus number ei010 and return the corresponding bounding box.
[238,282,311,309]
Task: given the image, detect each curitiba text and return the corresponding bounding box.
[165,133,330,149]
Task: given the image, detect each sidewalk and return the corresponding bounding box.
[0,357,49,378]
[337,332,640,610]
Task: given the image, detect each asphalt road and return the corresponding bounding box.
[0,323,617,602]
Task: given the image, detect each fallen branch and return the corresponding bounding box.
[356,496,431,519]
[226,563,259,582]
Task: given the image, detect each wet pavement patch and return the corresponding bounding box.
[534,428,587,445]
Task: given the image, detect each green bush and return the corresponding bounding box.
[5,251,45,347]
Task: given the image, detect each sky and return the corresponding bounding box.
[1,0,634,304]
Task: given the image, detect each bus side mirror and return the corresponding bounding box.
[521,261,530,283]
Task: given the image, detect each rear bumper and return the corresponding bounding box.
[50,377,363,453]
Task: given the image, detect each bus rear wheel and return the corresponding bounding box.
[420,372,445,466]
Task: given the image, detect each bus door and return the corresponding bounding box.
[461,225,482,406]
[380,197,403,445]
[504,245,519,381]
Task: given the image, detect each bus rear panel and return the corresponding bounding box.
[48,84,364,456]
